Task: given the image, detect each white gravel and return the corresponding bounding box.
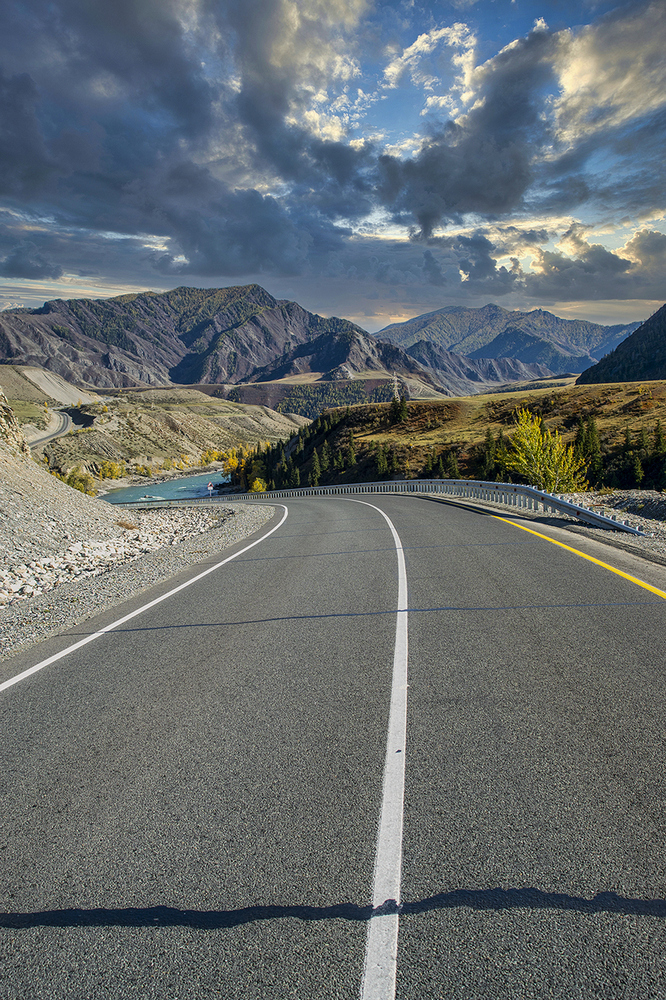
[0,502,275,663]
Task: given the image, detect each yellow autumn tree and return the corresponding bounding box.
[505,409,587,492]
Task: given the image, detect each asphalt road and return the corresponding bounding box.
[27,409,72,448]
[1,496,666,998]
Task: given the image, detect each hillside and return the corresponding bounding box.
[256,380,666,493]
[40,389,309,479]
[0,285,373,389]
[405,341,552,396]
[0,364,308,480]
[576,305,666,384]
[0,389,137,568]
[378,303,640,373]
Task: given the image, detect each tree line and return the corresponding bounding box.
[221,400,666,495]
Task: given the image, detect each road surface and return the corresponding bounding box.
[26,409,72,448]
[1,496,665,998]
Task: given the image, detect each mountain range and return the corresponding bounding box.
[378,303,640,373]
[0,285,641,398]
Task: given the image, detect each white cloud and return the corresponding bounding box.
[420,94,459,117]
[382,23,476,92]
[553,1,666,146]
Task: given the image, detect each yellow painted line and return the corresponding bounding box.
[492,515,666,602]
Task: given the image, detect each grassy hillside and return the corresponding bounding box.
[250,380,666,492]
[38,389,308,480]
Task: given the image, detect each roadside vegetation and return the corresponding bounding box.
[13,376,666,496]
[239,380,666,493]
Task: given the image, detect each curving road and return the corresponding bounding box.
[1,496,666,998]
[27,409,72,448]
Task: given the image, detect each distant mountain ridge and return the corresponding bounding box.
[0,285,366,388]
[378,303,640,374]
[0,285,549,397]
[0,285,638,400]
[577,305,666,384]
[405,341,553,397]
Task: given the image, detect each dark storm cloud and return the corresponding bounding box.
[422,250,446,286]
[0,0,662,313]
[152,181,316,276]
[0,242,63,279]
[455,233,518,290]
[218,0,375,221]
[326,232,520,300]
[0,68,54,198]
[376,27,556,235]
[0,0,372,279]
[2,0,216,141]
[526,244,633,299]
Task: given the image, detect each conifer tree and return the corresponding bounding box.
[583,416,603,484]
[633,453,645,486]
[447,451,460,478]
[309,449,321,487]
[398,395,408,422]
[481,427,496,479]
[348,430,356,464]
[623,426,632,453]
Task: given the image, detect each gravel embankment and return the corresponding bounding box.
[0,429,274,661]
[0,503,275,662]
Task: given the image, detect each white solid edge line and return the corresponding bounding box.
[348,499,408,1000]
[0,505,289,695]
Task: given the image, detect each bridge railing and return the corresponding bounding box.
[120,478,646,536]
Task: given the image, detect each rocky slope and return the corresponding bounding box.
[0,389,149,575]
[249,327,444,388]
[0,285,384,389]
[0,389,30,458]
[405,341,552,396]
[577,304,666,384]
[0,391,276,659]
[40,389,309,476]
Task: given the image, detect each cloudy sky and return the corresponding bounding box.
[0,0,664,331]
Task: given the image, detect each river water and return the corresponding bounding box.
[103,470,229,505]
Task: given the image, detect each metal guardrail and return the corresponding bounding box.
[120,478,647,536]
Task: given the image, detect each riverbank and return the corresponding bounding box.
[94,462,227,496]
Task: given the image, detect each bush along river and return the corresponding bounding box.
[103,471,230,505]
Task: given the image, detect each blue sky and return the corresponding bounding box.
[0,0,664,330]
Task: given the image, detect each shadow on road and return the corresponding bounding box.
[1,888,664,930]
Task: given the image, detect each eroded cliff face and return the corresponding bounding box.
[0,390,29,458]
